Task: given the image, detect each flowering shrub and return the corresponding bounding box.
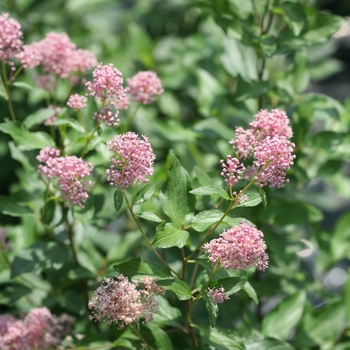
[0,2,349,350]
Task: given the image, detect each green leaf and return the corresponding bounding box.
[280,2,306,36]
[211,277,247,296]
[157,279,192,300]
[236,193,262,208]
[113,257,172,279]
[50,118,85,133]
[243,282,258,304]
[23,108,55,129]
[11,250,43,278]
[12,81,32,91]
[0,195,34,217]
[146,323,173,350]
[132,183,156,206]
[244,336,295,350]
[41,200,56,225]
[0,119,55,150]
[152,296,182,327]
[344,269,350,322]
[258,188,267,208]
[257,34,277,58]
[136,212,163,223]
[200,326,246,350]
[221,36,258,81]
[152,223,189,249]
[203,293,219,328]
[161,151,195,228]
[113,188,123,212]
[262,291,306,340]
[189,185,230,200]
[194,166,213,186]
[191,210,225,232]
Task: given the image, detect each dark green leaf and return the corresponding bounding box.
[189,186,230,200]
[152,223,189,249]
[113,188,123,212]
[210,277,247,296]
[11,250,42,278]
[152,296,182,327]
[113,257,172,279]
[203,293,219,328]
[262,291,306,340]
[146,323,173,350]
[0,195,34,217]
[280,2,306,36]
[41,200,56,225]
[257,34,277,58]
[157,279,192,300]
[132,183,156,206]
[258,188,267,208]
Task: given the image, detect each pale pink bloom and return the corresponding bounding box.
[250,136,296,188]
[0,13,23,65]
[207,287,230,304]
[67,94,87,110]
[88,274,165,328]
[0,315,26,350]
[37,149,93,208]
[230,109,293,160]
[86,63,124,102]
[204,222,268,271]
[113,94,129,110]
[126,71,163,104]
[17,42,42,69]
[70,48,97,74]
[220,155,245,187]
[37,146,60,163]
[106,132,155,188]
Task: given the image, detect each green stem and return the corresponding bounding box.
[122,190,181,279]
[1,63,16,121]
[81,122,101,158]
[122,102,141,132]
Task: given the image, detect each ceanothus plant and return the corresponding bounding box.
[0,2,347,349]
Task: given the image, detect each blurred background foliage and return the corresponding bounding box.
[1,0,350,349]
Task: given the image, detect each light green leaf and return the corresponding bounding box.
[194,166,213,186]
[189,185,230,200]
[132,183,156,206]
[157,279,192,300]
[236,193,262,208]
[161,151,195,228]
[211,277,247,296]
[262,291,306,340]
[243,281,258,304]
[200,326,246,350]
[191,210,225,232]
[280,2,306,36]
[152,223,189,249]
[244,337,295,350]
[12,81,32,91]
[50,118,85,133]
[136,212,163,223]
[23,108,55,129]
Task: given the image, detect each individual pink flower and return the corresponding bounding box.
[249,136,296,188]
[88,274,165,328]
[67,94,87,110]
[0,13,23,65]
[126,71,163,104]
[204,222,268,271]
[37,148,93,208]
[106,132,155,188]
[207,287,230,304]
[220,155,245,187]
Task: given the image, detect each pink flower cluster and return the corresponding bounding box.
[0,307,74,350]
[86,63,126,126]
[67,94,87,110]
[228,109,295,188]
[106,132,155,188]
[220,155,245,187]
[37,147,93,208]
[0,13,23,66]
[207,287,230,304]
[88,274,165,328]
[204,222,268,271]
[126,71,163,104]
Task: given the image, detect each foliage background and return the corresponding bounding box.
[1,0,350,349]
